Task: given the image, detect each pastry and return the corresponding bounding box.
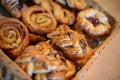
[15,42,76,79]
[47,24,94,66]
[54,0,86,10]
[33,0,75,25]
[75,8,111,38]
[0,0,22,19]
[0,17,29,59]
[22,5,57,35]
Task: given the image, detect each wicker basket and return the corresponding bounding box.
[0,0,119,80]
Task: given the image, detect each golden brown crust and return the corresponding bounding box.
[47,24,94,66]
[54,0,86,10]
[75,8,111,38]
[0,18,29,59]
[33,0,75,25]
[1,0,22,19]
[22,5,57,35]
[15,42,76,79]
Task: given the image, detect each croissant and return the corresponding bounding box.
[47,24,94,66]
[0,17,29,59]
[54,0,86,10]
[33,0,75,25]
[22,5,57,36]
[0,0,22,19]
[16,42,76,79]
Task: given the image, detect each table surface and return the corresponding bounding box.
[81,0,120,80]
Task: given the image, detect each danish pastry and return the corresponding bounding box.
[75,8,111,38]
[22,5,57,35]
[33,0,75,25]
[0,0,22,19]
[16,42,76,79]
[0,17,29,59]
[47,25,93,66]
[54,0,86,10]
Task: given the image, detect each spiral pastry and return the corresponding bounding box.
[0,18,29,59]
[47,25,94,66]
[22,5,57,35]
[16,42,76,79]
[0,0,22,19]
[54,0,86,10]
[75,8,111,38]
[33,0,75,25]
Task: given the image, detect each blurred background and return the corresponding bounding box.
[82,0,120,80]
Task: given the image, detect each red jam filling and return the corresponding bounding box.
[87,17,99,26]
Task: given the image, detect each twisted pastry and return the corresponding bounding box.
[0,0,22,19]
[0,17,29,59]
[54,0,86,10]
[22,5,57,35]
[16,42,76,79]
[75,8,111,38]
[33,0,75,25]
[47,25,94,66]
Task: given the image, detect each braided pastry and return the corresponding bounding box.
[75,8,111,38]
[33,0,75,25]
[54,0,86,10]
[0,17,29,59]
[47,24,94,66]
[0,0,22,19]
[16,42,76,79]
[22,5,57,35]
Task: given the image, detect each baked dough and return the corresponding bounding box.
[47,24,94,66]
[75,8,111,38]
[16,42,76,79]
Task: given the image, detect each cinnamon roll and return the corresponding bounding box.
[22,5,57,35]
[16,42,76,79]
[54,0,86,10]
[75,8,111,38]
[47,25,94,66]
[33,0,75,25]
[0,18,29,59]
[0,0,22,19]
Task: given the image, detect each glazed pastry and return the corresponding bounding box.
[33,0,75,25]
[0,17,29,59]
[75,8,111,38]
[22,5,57,35]
[0,0,22,19]
[54,0,86,10]
[16,42,76,79]
[47,25,94,66]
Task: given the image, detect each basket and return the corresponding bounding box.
[0,0,119,80]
